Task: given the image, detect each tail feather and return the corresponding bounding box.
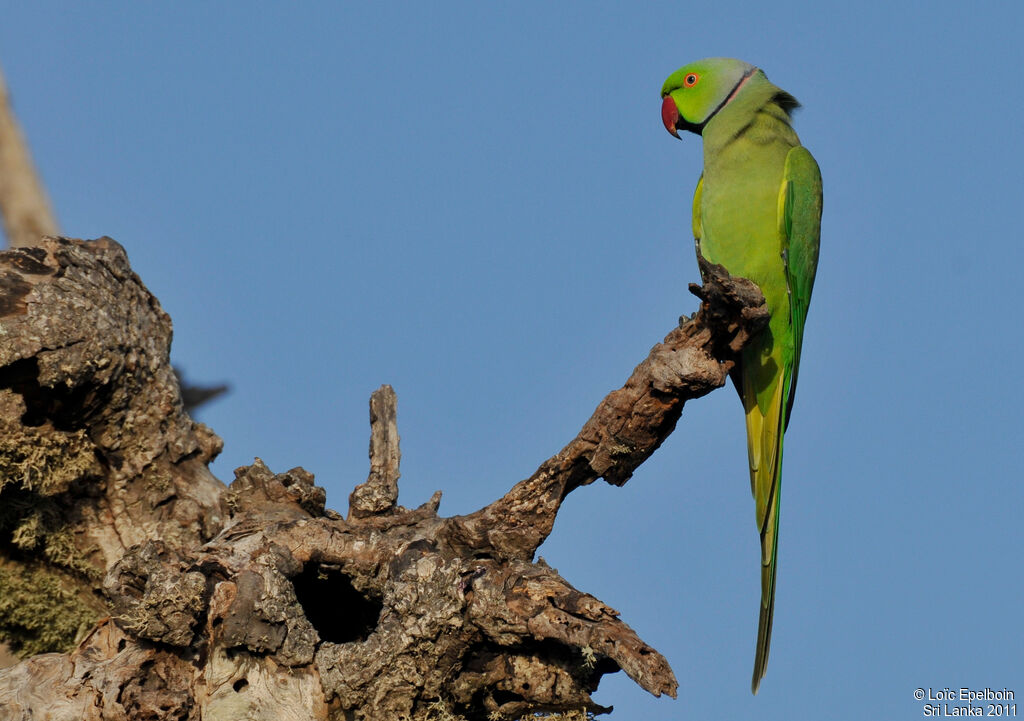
[743,365,789,695]
[751,475,781,694]
[752,560,776,693]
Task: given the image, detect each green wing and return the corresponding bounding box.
[779,146,822,426]
[692,174,705,269]
[751,145,822,693]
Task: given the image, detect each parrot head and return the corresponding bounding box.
[661,58,759,137]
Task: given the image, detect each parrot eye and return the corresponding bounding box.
[684,73,699,87]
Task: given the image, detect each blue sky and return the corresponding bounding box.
[3,2,1022,718]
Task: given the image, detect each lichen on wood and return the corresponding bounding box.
[0,237,767,719]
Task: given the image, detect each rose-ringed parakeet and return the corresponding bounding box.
[660,58,822,694]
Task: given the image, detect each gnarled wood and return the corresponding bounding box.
[0,237,767,719]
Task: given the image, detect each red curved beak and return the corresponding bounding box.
[661,95,680,138]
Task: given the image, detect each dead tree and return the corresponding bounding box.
[0,236,767,720]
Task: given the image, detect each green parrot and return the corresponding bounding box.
[660,58,822,694]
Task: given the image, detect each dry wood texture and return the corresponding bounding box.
[0,237,767,720]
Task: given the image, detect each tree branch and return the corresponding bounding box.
[442,261,768,560]
[0,67,58,249]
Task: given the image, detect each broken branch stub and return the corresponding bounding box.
[0,238,768,719]
[348,384,401,519]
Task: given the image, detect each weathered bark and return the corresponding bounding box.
[0,237,767,720]
[0,68,59,249]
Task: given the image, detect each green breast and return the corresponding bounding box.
[698,138,790,310]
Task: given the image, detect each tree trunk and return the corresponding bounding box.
[0,236,767,720]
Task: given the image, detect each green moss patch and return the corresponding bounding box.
[0,564,101,657]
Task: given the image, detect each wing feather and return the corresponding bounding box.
[779,147,823,427]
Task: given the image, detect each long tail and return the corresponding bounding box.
[743,365,790,695]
